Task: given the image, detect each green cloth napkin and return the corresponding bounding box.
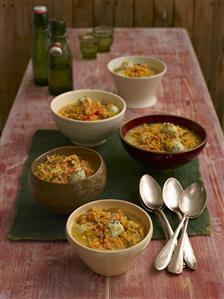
[8,129,211,241]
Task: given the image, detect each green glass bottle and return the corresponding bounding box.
[48,19,73,95]
[31,6,49,86]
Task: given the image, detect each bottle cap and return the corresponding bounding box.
[54,42,62,48]
[49,42,63,56]
[33,6,48,27]
[33,6,48,14]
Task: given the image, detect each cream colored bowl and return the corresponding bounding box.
[66,199,153,276]
[108,56,167,108]
[50,89,126,147]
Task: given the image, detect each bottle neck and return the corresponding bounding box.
[50,34,68,42]
[50,34,67,46]
[34,26,49,32]
[33,11,49,28]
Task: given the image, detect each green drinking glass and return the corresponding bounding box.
[93,26,114,53]
[79,32,98,59]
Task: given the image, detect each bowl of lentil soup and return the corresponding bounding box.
[50,89,126,147]
[108,56,167,108]
[29,146,106,214]
[66,199,153,276]
[120,114,207,170]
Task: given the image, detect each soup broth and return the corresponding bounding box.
[113,61,157,77]
[34,153,95,183]
[125,122,201,153]
[72,207,145,250]
[58,96,119,121]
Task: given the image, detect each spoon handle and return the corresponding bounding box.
[159,210,174,238]
[154,216,186,271]
[176,212,197,270]
[155,211,170,240]
[168,218,189,274]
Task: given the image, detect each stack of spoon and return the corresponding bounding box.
[139,174,207,274]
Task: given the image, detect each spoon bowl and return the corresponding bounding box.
[140,174,164,210]
[180,181,207,217]
[163,178,183,215]
[139,174,173,239]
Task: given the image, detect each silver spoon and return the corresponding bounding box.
[163,178,197,270]
[167,181,206,274]
[154,181,207,271]
[139,174,173,240]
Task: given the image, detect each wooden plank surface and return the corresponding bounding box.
[208,0,224,122]
[94,0,114,26]
[193,1,213,84]
[193,0,224,123]
[13,0,32,89]
[174,0,194,38]
[1,0,224,131]
[0,1,17,129]
[1,28,224,299]
[114,0,133,27]
[73,0,94,27]
[54,0,74,27]
[0,1,6,129]
[134,0,153,27]
[154,0,174,27]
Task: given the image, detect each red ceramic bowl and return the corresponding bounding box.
[120,114,207,171]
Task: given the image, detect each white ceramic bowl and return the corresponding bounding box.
[66,199,153,277]
[50,89,126,147]
[108,56,167,108]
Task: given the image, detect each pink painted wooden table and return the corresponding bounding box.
[1,28,224,299]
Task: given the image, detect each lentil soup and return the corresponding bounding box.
[125,122,202,153]
[113,61,157,77]
[72,207,146,250]
[58,96,120,121]
[34,153,95,183]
